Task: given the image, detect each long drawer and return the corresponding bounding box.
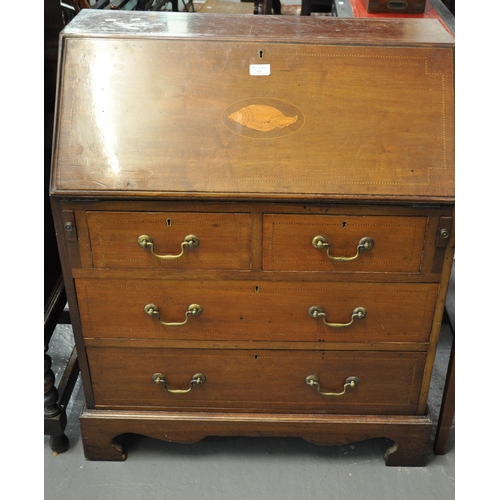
[87,347,426,415]
[262,214,428,273]
[86,211,252,270]
[76,279,438,342]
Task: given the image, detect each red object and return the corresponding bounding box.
[349,0,453,35]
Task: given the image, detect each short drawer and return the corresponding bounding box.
[76,279,438,342]
[262,214,427,273]
[87,347,426,415]
[86,212,252,270]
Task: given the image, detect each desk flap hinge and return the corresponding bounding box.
[62,210,78,242]
[435,216,452,247]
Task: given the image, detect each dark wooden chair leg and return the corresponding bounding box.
[44,350,69,454]
[45,338,80,456]
[44,276,71,455]
[44,0,80,456]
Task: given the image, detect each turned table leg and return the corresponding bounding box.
[44,351,69,455]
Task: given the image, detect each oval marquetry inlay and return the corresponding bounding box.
[222,98,305,138]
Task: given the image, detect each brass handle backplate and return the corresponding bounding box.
[144,303,203,326]
[138,234,199,260]
[305,375,359,397]
[312,235,374,262]
[308,306,366,328]
[152,372,206,394]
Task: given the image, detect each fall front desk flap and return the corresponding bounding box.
[51,10,454,201]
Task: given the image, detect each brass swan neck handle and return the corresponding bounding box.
[138,234,199,260]
[152,373,206,394]
[144,303,203,327]
[312,235,374,262]
[308,306,366,328]
[305,375,359,397]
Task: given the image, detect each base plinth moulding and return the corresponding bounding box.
[79,408,433,466]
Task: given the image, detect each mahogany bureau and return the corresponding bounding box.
[50,10,455,466]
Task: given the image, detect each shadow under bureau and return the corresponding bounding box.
[50,10,455,466]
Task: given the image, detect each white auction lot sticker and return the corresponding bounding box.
[249,64,271,76]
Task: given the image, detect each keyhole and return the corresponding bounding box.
[166,219,172,226]
[259,50,264,59]
[342,221,347,229]
[255,285,260,293]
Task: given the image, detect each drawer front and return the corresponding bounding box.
[87,347,426,415]
[87,212,252,270]
[262,214,427,272]
[76,279,438,342]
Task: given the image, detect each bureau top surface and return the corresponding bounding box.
[51,10,455,202]
[59,9,453,45]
